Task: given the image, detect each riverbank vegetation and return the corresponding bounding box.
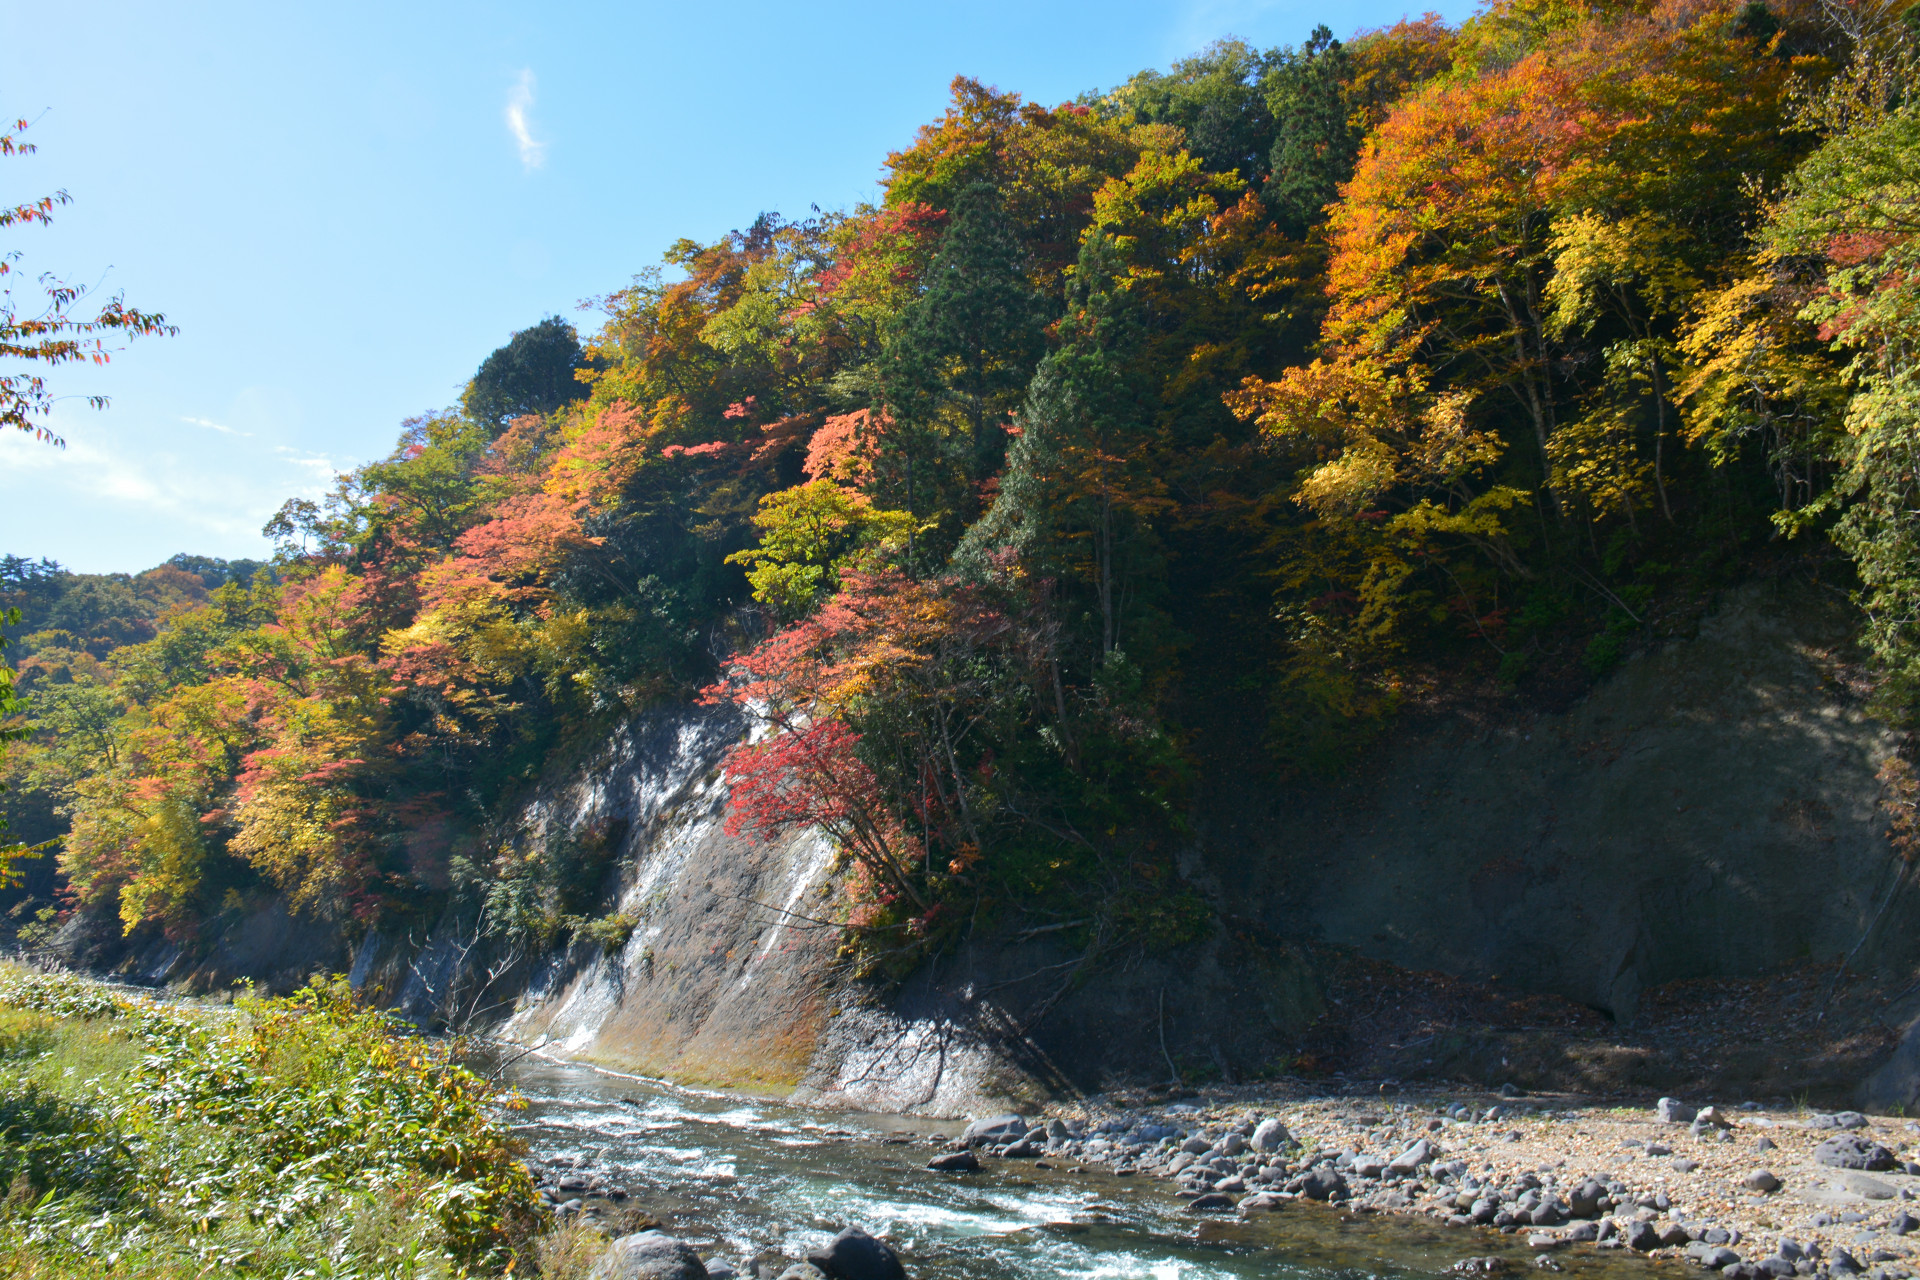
[0,967,542,1278]
[4,0,1920,969]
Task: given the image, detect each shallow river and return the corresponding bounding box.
[504,1055,1677,1280]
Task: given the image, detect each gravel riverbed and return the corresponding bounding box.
[944,1088,1920,1278]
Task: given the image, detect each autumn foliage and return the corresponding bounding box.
[7,0,1916,966]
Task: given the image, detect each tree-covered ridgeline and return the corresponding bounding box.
[5,0,1918,969]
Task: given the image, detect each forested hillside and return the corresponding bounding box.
[6,0,1917,974]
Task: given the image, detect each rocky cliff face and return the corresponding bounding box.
[80,582,1920,1113]
[1225,581,1908,1024]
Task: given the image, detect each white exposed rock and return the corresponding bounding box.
[1252,1118,1291,1152]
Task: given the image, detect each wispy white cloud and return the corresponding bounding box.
[0,417,348,555]
[505,70,546,171]
[179,415,251,437]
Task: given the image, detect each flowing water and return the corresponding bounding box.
[504,1054,1674,1280]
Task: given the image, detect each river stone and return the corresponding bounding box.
[1353,1157,1387,1178]
[1564,1221,1599,1242]
[1817,1135,1899,1171]
[1745,1170,1781,1193]
[1389,1139,1434,1174]
[1625,1220,1662,1252]
[805,1227,905,1280]
[1657,1098,1697,1124]
[1570,1180,1606,1218]
[1181,1135,1212,1154]
[777,1267,829,1280]
[1252,1118,1291,1152]
[703,1264,736,1280]
[1301,1166,1349,1201]
[591,1231,710,1280]
[1239,1192,1284,1212]
[1221,1132,1247,1157]
[1186,1193,1236,1212]
[1890,1212,1919,1236]
[962,1115,1026,1146]
[1838,1172,1899,1200]
[927,1149,981,1173]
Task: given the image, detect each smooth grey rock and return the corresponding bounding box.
[1252,1118,1291,1152]
[1181,1135,1212,1155]
[1564,1221,1599,1242]
[804,1227,904,1280]
[1744,1170,1781,1193]
[1697,1106,1734,1129]
[928,1149,981,1173]
[1647,1144,1674,1157]
[1527,1234,1560,1250]
[1390,1139,1434,1174]
[1834,1249,1865,1274]
[1238,1192,1284,1212]
[1757,1137,1778,1153]
[1626,1221,1662,1251]
[1703,1247,1743,1269]
[1759,1260,1795,1278]
[1221,1132,1247,1157]
[1658,1098,1698,1124]
[1353,1157,1386,1178]
[1818,1136,1900,1172]
[1660,1223,1694,1248]
[591,1232,711,1280]
[1531,1203,1566,1227]
[962,1115,1026,1146]
[1301,1166,1349,1201]
[1186,1193,1236,1212]
[1840,1172,1899,1200]
[1675,1158,1702,1173]
[1570,1180,1606,1218]
[1889,1212,1919,1236]
[703,1263,737,1280]
[777,1267,829,1280]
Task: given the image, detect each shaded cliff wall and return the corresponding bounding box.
[1223,582,1907,1022]
[826,582,1913,1095]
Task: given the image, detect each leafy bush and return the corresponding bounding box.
[0,969,544,1278]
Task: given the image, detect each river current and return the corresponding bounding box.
[504,1055,1672,1280]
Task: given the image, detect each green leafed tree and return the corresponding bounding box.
[461,314,586,430]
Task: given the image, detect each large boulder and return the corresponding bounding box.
[1388,1139,1434,1174]
[1656,1098,1696,1124]
[1252,1118,1292,1152]
[805,1226,906,1280]
[1300,1166,1349,1201]
[962,1115,1027,1146]
[927,1149,981,1173]
[1814,1134,1898,1171]
[591,1232,711,1280]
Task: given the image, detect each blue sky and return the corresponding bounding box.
[1,0,1471,574]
